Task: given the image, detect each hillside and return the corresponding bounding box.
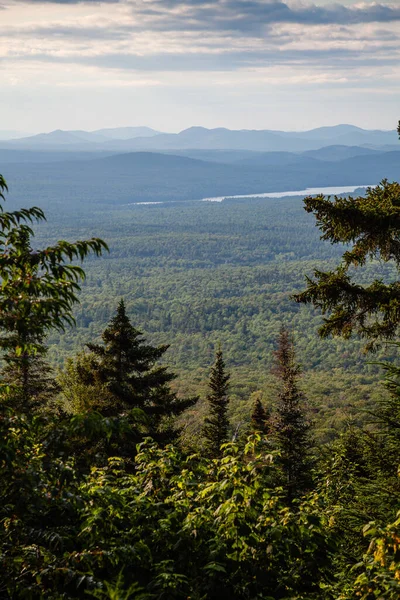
[3,149,399,208]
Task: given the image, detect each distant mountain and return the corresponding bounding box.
[99,125,398,153]
[302,145,384,162]
[137,146,384,166]
[1,124,397,153]
[93,126,161,139]
[231,152,323,168]
[4,149,399,210]
[289,124,365,141]
[2,127,162,150]
[108,127,305,152]
[7,130,101,147]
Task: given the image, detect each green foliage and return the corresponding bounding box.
[58,351,116,414]
[203,348,230,456]
[250,393,270,433]
[86,573,148,599]
[2,168,400,599]
[0,408,336,599]
[340,512,400,599]
[0,174,107,410]
[35,194,392,443]
[61,300,197,446]
[295,180,400,347]
[74,437,336,599]
[1,338,59,412]
[270,327,314,503]
[373,347,400,454]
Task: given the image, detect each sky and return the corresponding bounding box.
[2,0,400,133]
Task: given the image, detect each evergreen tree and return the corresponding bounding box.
[203,348,230,457]
[271,327,313,503]
[294,122,400,349]
[293,179,400,348]
[250,395,270,434]
[1,335,59,412]
[368,348,400,467]
[75,299,197,443]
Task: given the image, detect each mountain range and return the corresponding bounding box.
[1,125,397,153]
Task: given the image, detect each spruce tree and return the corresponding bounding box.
[250,395,270,434]
[203,348,230,457]
[294,123,400,349]
[271,327,313,503]
[1,335,59,412]
[77,299,196,443]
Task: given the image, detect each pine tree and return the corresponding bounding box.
[203,348,230,457]
[250,395,270,434]
[76,299,196,443]
[271,327,313,503]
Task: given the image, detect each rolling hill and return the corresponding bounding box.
[2,149,399,210]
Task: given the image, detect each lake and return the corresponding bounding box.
[201,185,374,202]
[131,184,374,205]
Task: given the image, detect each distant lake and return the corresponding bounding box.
[201,185,374,202]
[131,184,374,206]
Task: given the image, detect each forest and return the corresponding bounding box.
[1,134,400,598]
[27,186,398,444]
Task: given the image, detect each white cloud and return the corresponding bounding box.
[1,0,399,130]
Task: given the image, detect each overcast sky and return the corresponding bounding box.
[2,0,399,133]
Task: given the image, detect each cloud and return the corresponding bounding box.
[1,0,399,89]
[138,1,400,36]
[10,0,119,3]
[7,1,400,30]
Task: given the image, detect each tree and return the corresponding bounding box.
[271,327,313,503]
[67,299,197,443]
[1,336,59,412]
[250,394,270,434]
[203,348,230,457]
[0,174,107,411]
[369,349,400,465]
[294,124,400,348]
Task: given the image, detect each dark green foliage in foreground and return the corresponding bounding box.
[295,180,400,348]
[0,408,336,599]
[1,406,399,600]
[203,348,230,456]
